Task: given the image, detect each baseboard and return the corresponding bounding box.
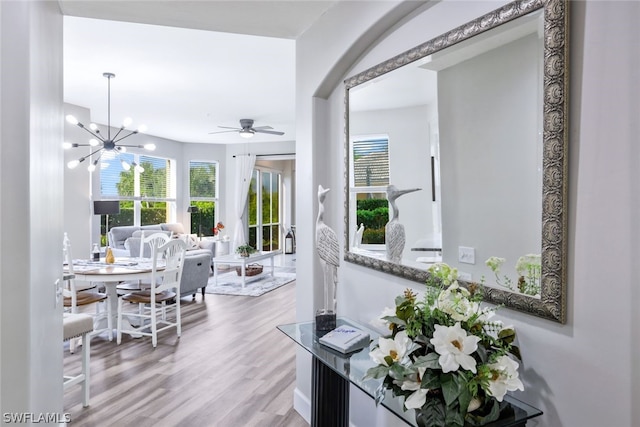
[293,387,311,424]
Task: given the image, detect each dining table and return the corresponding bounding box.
[65,257,165,338]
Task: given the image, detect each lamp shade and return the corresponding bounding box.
[187,206,199,213]
[93,200,120,215]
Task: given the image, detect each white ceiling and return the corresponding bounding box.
[60,1,338,144]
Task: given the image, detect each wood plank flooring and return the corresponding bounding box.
[63,281,308,427]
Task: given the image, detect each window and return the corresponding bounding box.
[248,169,281,251]
[98,152,175,236]
[350,136,390,246]
[189,161,218,236]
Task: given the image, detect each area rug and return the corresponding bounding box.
[204,266,296,297]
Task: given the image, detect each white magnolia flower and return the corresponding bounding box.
[437,283,476,321]
[467,397,482,412]
[430,322,480,373]
[370,306,396,331]
[399,367,428,410]
[404,388,429,409]
[370,331,413,367]
[486,355,524,401]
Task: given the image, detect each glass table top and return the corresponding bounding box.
[278,318,542,427]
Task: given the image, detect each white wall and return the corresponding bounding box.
[438,33,541,282]
[0,0,64,416]
[297,1,640,426]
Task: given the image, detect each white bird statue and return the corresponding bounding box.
[354,223,365,248]
[385,185,421,263]
[315,185,340,318]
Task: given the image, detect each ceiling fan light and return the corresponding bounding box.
[123,117,133,127]
[240,129,254,139]
[87,161,98,172]
[89,138,100,146]
[89,123,98,131]
[143,143,156,151]
[65,115,79,125]
[67,159,80,169]
[120,159,131,171]
[137,124,148,133]
[62,142,73,149]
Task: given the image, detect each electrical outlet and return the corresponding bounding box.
[458,246,475,264]
[458,272,472,281]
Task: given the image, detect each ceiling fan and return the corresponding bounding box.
[209,118,284,139]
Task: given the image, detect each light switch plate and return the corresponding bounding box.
[458,246,475,264]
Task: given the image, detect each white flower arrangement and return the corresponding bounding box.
[365,263,524,427]
[486,254,541,296]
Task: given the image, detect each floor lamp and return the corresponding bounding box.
[94,200,121,246]
[187,206,202,239]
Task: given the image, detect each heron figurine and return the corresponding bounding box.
[315,185,339,330]
[354,223,365,248]
[385,185,422,263]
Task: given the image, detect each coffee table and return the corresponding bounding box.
[211,251,279,288]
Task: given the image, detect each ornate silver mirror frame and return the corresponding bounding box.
[343,0,568,323]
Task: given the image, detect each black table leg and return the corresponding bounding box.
[311,356,349,427]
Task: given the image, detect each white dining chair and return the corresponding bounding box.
[63,233,112,352]
[63,313,93,407]
[116,231,172,294]
[117,238,187,348]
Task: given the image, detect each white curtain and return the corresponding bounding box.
[232,153,256,251]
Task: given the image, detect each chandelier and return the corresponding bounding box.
[64,72,156,172]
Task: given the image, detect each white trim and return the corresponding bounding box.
[293,387,311,424]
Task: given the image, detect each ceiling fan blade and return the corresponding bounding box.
[252,126,274,130]
[217,126,242,130]
[254,129,284,136]
[208,129,240,135]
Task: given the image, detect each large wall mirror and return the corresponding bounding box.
[343,0,568,323]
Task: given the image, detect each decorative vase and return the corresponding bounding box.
[105,247,115,264]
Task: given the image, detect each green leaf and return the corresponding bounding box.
[364,365,390,380]
[419,370,439,389]
[415,397,446,427]
[413,353,441,370]
[509,344,522,361]
[498,327,516,344]
[441,373,463,406]
[457,386,472,413]
[387,363,406,381]
[445,409,465,427]
[465,398,501,426]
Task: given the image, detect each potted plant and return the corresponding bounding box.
[235,244,256,258]
[365,263,524,427]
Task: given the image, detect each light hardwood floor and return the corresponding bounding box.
[63,281,308,427]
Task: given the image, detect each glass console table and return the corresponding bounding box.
[278,318,542,427]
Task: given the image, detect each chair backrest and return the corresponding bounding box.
[139,231,172,259]
[63,233,74,273]
[150,239,187,295]
[62,233,79,308]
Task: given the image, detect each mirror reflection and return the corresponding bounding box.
[347,9,544,296]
